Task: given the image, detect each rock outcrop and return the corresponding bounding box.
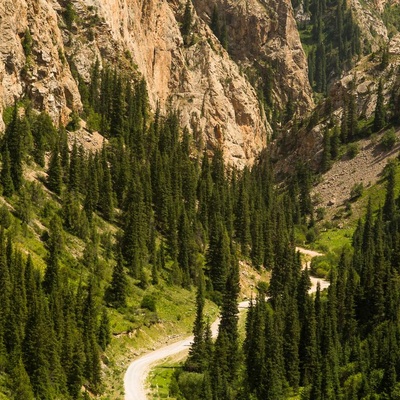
[0,0,280,167]
[192,0,314,115]
[0,0,82,131]
[68,0,273,167]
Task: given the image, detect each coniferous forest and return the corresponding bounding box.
[1,58,400,400]
[0,63,310,398]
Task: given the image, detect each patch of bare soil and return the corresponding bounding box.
[239,260,270,299]
[312,128,400,220]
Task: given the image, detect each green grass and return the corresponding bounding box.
[315,226,354,254]
[148,362,180,399]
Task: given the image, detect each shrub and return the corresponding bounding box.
[22,28,32,57]
[178,372,204,400]
[306,227,318,243]
[141,294,156,312]
[381,128,397,150]
[316,207,326,221]
[64,2,76,30]
[66,111,80,131]
[350,182,363,200]
[347,143,359,158]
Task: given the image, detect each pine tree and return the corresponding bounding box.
[211,5,220,39]
[5,104,23,191]
[321,128,331,172]
[47,143,63,195]
[98,308,111,350]
[185,271,206,372]
[347,89,358,141]
[181,0,192,45]
[178,208,192,287]
[68,140,80,192]
[373,79,385,132]
[1,146,14,197]
[105,251,127,308]
[330,126,340,160]
[383,161,396,222]
[7,352,35,400]
[81,284,102,390]
[99,146,114,221]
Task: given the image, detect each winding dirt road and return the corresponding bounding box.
[124,247,328,399]
[296,247,330,293]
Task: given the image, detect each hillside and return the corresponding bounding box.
[2,0,400,399]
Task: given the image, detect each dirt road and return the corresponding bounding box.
[296,247,330,293]
[124,249,327,399]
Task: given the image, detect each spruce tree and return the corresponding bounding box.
[1,146,14,197]
[373,79,385,132]
[47,143,63,195]
[5,104,23,191]
[321,128,331,172]
[181,0,192,45]
[98,308,111,350]
[105,251,127,308]
[185,271,206,372]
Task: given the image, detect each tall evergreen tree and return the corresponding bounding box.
[373,79,385,132]
[47,143,63,195]
[185,271,206,372]
[105,251,127,308]
[1,146,14,197]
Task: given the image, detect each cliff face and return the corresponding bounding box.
[0,0,81,131]
[192,0,314,114]
[0,0,316,166]
[72,0,270,166]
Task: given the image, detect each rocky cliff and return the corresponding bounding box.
[0,0,315,166]
[192,0,314,115]
[0,0,81,131]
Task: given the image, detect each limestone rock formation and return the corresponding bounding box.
[67,0,273,167]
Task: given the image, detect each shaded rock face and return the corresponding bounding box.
[191,0,314,115]
[0,0,81,131]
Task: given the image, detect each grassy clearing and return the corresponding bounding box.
[315,225,354,254]
[148,361,181,399]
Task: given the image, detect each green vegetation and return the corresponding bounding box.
[177,152,400,400]
[382,3,400,37]
[63,1,77,30]
[0,57,320,399]
[297,0,362,94]
[381,128,397,150]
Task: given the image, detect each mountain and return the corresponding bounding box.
[3,0,400,399]
[0,0,317,166]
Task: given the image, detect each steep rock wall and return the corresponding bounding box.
[0,0,81,131]
[191,0,314,115]
[69,0,270,166]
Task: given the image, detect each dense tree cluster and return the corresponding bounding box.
[184,160,400,400]
[0,230,107,399]
[299,0,362,94]
[0,64,316,398]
